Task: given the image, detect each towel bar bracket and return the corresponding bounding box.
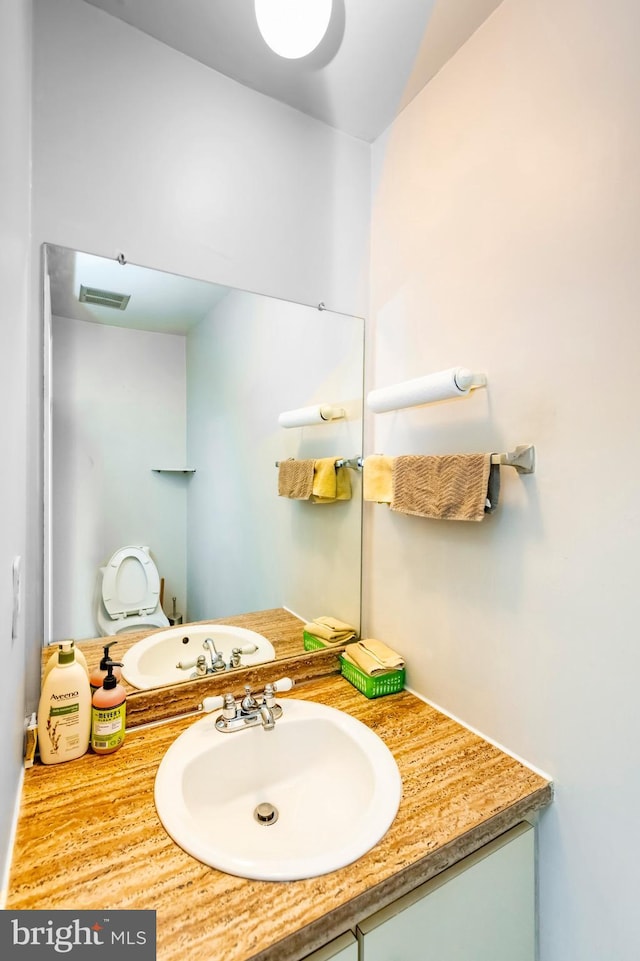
[491,445,535,474]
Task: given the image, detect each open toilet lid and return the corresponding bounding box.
[102,546,161,619]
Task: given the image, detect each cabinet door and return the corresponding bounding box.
[357,823,534,961]
[304,931,358,961]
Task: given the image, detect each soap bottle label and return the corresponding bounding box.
[91,702,126,752]
[44,702,84,756]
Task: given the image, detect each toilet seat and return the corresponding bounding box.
[101,545,161,619]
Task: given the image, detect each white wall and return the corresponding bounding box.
[0,0,32,897]
[367,0,640,958]
[186,290,363,629]
[51,317,187,640]
[32,0,370,315]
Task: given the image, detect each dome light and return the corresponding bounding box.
[255,0,333,60]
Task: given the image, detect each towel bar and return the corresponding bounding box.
[275,457,363,471]
[491,445,535,474]
[276,450,533,473]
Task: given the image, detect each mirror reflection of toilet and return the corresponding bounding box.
[96,545,170,636]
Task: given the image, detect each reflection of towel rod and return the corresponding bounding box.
[274,451,534,472]
[275,456,363,470]
[278,404,346,428]
[491,445,535,474]
[337,456,363,471]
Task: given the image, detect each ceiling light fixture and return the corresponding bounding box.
[255,0,332,59]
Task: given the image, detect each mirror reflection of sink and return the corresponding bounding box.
[154,698,402,880]
[121,624,276,690]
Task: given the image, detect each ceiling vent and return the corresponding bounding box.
[78,285,131,310]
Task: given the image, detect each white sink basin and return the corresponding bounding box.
[121,624,276,689]
[154,698,402,880]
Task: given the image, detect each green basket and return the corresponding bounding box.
[340,655,405,699]
[303,630,329,652]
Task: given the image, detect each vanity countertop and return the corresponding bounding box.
[7,676,552,961]
[44,607,309,694]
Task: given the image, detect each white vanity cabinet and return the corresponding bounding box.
[356,822,535,961]
[304,932,358,961]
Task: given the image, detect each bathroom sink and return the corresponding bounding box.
[121,624,276,689]
[154,698,402,880]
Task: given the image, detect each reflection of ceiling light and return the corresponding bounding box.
[255,0,332,59]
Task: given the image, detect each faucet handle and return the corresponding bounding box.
[199,695,225,714]
[176,656,198,670]
[263,677,295,708]
[222,692,237,719]
[241,685,258,712]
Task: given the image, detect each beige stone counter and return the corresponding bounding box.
[7,675,552,961]
[43,609,353,727]
[44,608,311,693]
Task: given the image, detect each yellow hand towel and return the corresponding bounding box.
[335,467,352,500]
[363,455,394,503]
[358,638,405,669]
[391,454,491,521]
[312,457,337,498]
[312,458,352,503]
[315,615,356,637]
[343,639,404,676]
[303,615,356,644]
[278,459,315,499]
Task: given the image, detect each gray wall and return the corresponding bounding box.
[0,0,32,894]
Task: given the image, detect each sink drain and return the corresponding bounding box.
[254,802,279,825]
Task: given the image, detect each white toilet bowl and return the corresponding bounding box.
[96,545,170,636]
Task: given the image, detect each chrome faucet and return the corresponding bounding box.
[198,677,294,733]
[240,684,276,730]
[258,703,275,731]
[179,640,261,677]
[203,637,227,673]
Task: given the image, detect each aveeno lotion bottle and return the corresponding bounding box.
[37,644,91,764]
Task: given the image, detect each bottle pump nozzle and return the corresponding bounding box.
[99,641,118,671]
[102,659,124,690]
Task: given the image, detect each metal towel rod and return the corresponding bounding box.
[275,456,363,471]
[276,449,534,474]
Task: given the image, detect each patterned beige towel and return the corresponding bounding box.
[277,459,315,499]
[391,454,492,521]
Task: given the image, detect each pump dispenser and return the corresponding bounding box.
[43,639,89,683]
[91,660,127,755]
[89,642,122,692]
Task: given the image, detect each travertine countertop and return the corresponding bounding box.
[44,608,311,693]
[44,609,351,727]
[7,675,551,961]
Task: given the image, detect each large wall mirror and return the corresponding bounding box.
[43,244,364,698]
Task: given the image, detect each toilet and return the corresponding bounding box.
[96,545,170,636]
